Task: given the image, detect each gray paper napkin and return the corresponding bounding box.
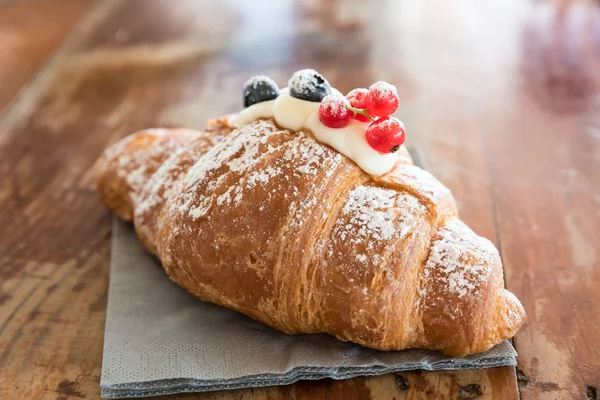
[100,219,517,398]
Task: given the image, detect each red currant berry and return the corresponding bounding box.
[366,81,399,117]
[319,95,352,128]
[346,88,371,122]
[365,117,406,154]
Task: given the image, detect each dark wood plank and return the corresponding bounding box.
[5,0,597,399]
[0,0,95,114]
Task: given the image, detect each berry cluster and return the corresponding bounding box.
[319,81,405,154]
[243,70,332,108]
[242,70,406,155]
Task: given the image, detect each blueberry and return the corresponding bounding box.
[243,76,280,108]
[288,69,332,102]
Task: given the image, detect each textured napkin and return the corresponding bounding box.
[100,144,516,398]
[100,217,517,398]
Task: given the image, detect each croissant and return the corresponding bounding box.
[96,115,525,357]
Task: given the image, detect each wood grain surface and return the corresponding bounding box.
[0,0,598,399]
[0,0,95,114]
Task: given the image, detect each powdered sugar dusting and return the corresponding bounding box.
[244,75,277,91]
[215,185,235,206]
[284,133,343,178]
[391,166,453,208]
[114,129,175,203]
[173,120,345,219]
[328,186,424,266]
[356,254,368,263]
[424,219,496,299]
[247,166,283,187]
[135,147,184,217]
[339,186,420,244]
[284,135,344,230]
[185,124,345,214]
[341,186,398,242]
[288,69,329,96]
[216,166,283,208]
[174,120,281,219]
[369,81,398,100]
[320,94,349,118]
[135,128,231,225]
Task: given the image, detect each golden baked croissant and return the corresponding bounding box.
[96,115,525,357]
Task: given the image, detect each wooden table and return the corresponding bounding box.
[0,0,598,399]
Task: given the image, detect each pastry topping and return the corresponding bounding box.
[243,75,280,108]
[346,88,372,122]
[272,88,321,131]
[366,81,399,117]
[366,117,406,154]
[305,113,399,176]
[319,95,352,128]
[236,70,406,176]
[288,69,332,102]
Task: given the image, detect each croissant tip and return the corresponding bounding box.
[505,289,527,326]
[493,289,526,347]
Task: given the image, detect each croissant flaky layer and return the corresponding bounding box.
[96,116,525,356]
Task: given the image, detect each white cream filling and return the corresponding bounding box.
[305,113,398,176]
[236,88,400,176]
[273,92,319,131]
[236,100,276,126]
